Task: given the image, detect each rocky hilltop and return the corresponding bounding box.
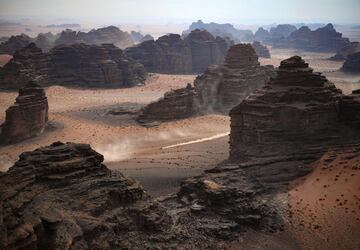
[137,44,275,122]
[273,24,350,52]
[0,43,147,89]
[229,56,360,162]
[0,81,48,144]
[183,20,254,42]
[252,41,270,58]
[341,51,360,73]
[0,34,33,55]
[126,30,232,74]
[54,26,134,49]
[0,141,282,249]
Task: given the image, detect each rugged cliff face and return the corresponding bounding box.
[0,34,33,55]
[229,56,360,162]
[125,34,193,74]
[137,44,275,122]
[0,81,48,144]
[0,43,147,89]
[252,41,270,58]
[341,51,360,73]
[273,24,350,52]
[125,30,233,74]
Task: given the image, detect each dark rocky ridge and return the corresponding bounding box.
[0,34,33,55]
[0,81,48,144]
[0,141,282,249]
[0,43,147,89]
[126,30,233,74]
[330,42,360,60]
[137,44,275,122]
[341,52,360,73]
[229,56,360,162]
[273,23,350,52]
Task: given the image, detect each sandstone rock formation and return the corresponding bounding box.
[184,29,233,73]
[137,44,275,122]
[54,26,134,49]
[254,27,271,42]
[183,20,254,42]
[0,43,147,89]
[341,52,360,73]
[130,30,144,43]
[0,141,282,249]
[126,30,232,74]
[139,34,154,43]
[269,24,297,40]
[137,83,199,122]
[339,89,360,128]
[125,34,192,74]
[252,41,270,58]
[0,81,48,144]
[34,32,57,52]
[330,42,360,60]
[229,56,360,162]
[0,34,33,55]
[194,44,275,113]
[273,24,350,52]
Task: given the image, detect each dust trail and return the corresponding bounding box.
[161,132,229,149]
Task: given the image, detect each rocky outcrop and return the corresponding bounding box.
[0,81,48,144]
[341,52,360,72]
[125,34,192,74]
[137,44,275,122]
[269,24,297,40]
[229,56,360,162]
[254,27,271,42]
[183,20,254,42]
[0,141,283,249]
[0,43,147,89]
[185,29,233,73]
[34,32,57,52]
[194,44,275,113]
[252,41,270,58]
[139,34,154,43]
[0,34,33,55]
[0,43,49,89]
[54,26,134,49]
[273,24,350,52]
[137,83,199,122]
[339,89,360,128]
[330,42,360,60]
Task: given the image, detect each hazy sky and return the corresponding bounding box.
[1,0,360,24]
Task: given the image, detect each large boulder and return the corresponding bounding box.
[0,43,147,89]
[0,81,48,144]
[341,52,360,73]
[229,56,360,162]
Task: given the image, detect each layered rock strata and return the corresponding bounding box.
[137,44,275,122]
[341,52,360,73]
[126,30,232,74]
[229,56,360,162]
[0,81,48,144]
[0,43,147,89]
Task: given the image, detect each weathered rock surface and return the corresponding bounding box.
[0,34,33,55]
[34,32,57,52]
[137,44,275,122]
[341,51,360,73]
[183,20,254,42]
[126,30,232,74]
[137,83,199,122]
[54,26,134,49]
[0,81,48,144]
[0,43,147,89]
[194,44,275,113]
[340,89,360,128]
[0,141,282,249]
[273,24,350,52]
[229,56,360,162]
[330,42,360,60]
[269,24,297,40]
[252,41,270,58]
[185,29,233,73]
[254,27,271,42]
[125,34,192,74]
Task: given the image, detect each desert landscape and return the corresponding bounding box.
[1,0,360,249]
